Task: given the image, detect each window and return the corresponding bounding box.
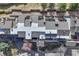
[71,35,77,39]
[76,43,79,47]
[74,21,76,23]
[44,22,46,25]
[64,16,70,18]
[28,33,30,36]
[32,37,38,40]
[38,16,43,20]
[30,21,32,26]
[25,16,30,19]
[55,23,59,27]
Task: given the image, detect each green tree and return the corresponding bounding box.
[41,3,47,10]
[48,3,55,16]
[69,3,79,11]
[58,3,67,11]
[49,3,55,9]
[0,42,10,52]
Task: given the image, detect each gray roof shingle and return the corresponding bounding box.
[24,20,31,27]
[45,21,57,30]
[17,15,26,23]
[58,22,69,30]
[38,20,45,27]
[70,17,76,27]
[0,20,12,29]
[31,15,38,23]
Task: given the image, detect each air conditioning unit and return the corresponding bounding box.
[39,35,45,39]
[37,41,44,47]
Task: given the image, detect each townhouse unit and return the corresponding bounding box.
[70,16,79,41]
[0,16,24,49]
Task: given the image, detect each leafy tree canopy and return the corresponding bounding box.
[41,3,47,10]
[58,3,67,11]
[0,42,10,51]
[49,3,55,9]
[69,3,79,11]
